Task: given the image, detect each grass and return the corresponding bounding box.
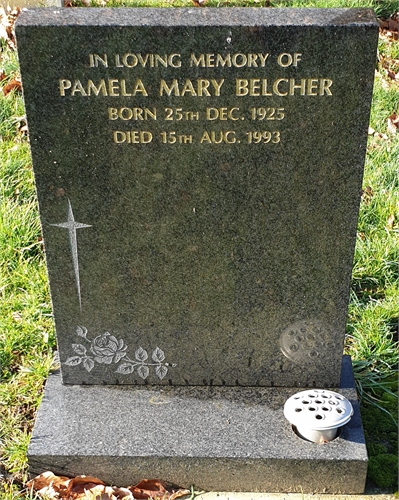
[346,44,399,426]
[0,43,56,498]
[0,0,398,497]
[76,0,398,19]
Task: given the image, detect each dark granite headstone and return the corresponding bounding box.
[17,8,377,389]
[16,7,377,492]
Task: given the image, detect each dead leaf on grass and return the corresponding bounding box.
[111,487,135,499]
[13,114,28,136]
[27,472,190,500]
[12,311,22,321]
[128,479,190,500]
[388,16,398,33]
[387,112,399,134]
[128,479,168,499]
[377,15,399,88]
[361,186,373,204]
[27,473,120,499]
[370,129,389,141]
[2,78,22,96]
[0,8,8,43]
[387,214,395,230]
[65,475,106,494]
[379,13,398,41]
[169,489,192,500]
[389,71,399,81]
[378,56,399,83]
[367,122,391,141]
[0,6,20,49]
[27,471,71,496]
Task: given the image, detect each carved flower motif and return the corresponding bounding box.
[90,332,127,364]
[67,326,174,377]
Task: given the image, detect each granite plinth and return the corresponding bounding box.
[28,356,367,493]
[16,8,378,388]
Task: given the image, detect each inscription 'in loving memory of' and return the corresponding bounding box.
[59,52,334,145]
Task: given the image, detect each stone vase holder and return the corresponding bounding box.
[284,389,354,443]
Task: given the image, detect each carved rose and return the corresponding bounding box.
[90,332,127,364]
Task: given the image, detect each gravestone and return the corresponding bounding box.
[16,7,378,493]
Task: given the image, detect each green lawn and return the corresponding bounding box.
[0,1,398,497]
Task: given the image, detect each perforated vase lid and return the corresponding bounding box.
[284,389,354,431]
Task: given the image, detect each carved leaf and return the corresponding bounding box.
[114,351,127,364]
[152,347,165,363]
[72,343,87,356]
[64,356,82,366]
[155,365,168,380]
[83,357,95,372]
[76,325,88,338]
[118,339,127,350]
[116,363,135,375]
[94,355,113,364]
[135,347,148,362]
[137,365,150,379]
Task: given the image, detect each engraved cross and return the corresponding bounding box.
[51,199,92,311]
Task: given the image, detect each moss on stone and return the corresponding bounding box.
[361,394,398,489]
[368,454,398,488]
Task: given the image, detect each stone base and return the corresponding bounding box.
[28,356,367,493]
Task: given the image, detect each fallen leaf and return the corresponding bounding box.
[68,483,110,499]
[361,186,373,204]
[388,17,398,32]
[169,489,192,500]
[128,479,190,500]
[2,78,22,95]
[13,114,28,135]
[192,0,207,5]
[112,487,135,499]
[375,131,388,141]
[387,112,399,134]
[27,472,190,500]
[0,8,9,43]
[387,214,395,230]
[12,311,22,321]
[128,479,167,499]
[379,17,398,42]
[0,6,20,49]
[66,474,105,490]
[367,124,390,141]
[27,470,70,496]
